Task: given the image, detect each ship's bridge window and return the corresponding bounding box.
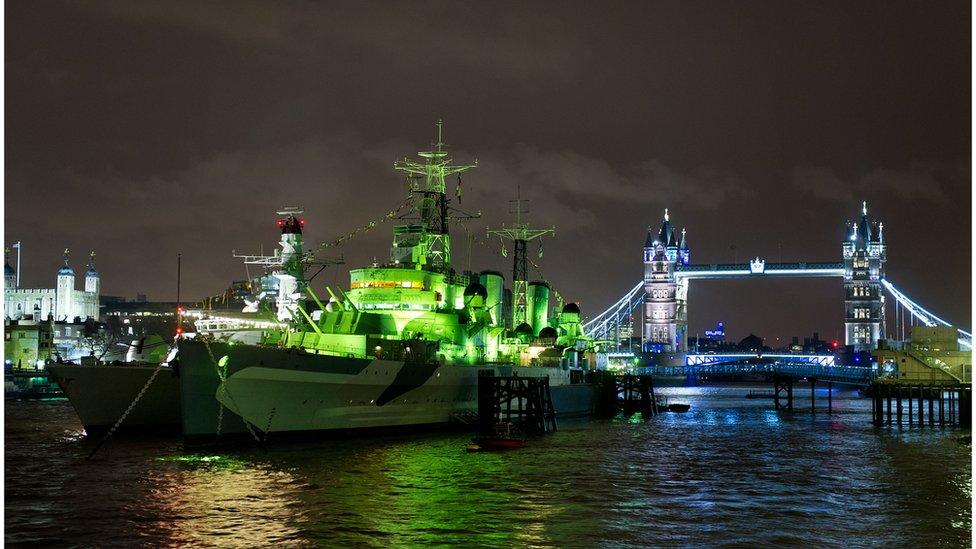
[352,280,423,290]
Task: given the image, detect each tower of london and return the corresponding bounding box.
[4,248,100,322]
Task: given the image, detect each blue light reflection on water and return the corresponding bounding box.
[5,385,972,547]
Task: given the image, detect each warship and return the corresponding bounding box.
[46,337,181,434]
[178,122,600,443]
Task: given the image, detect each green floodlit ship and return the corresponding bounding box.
[177,121,600,442]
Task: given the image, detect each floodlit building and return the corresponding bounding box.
[875,326,971,383]
[843,202,886,351]
[4,249,99,322]
[642,209,689,352]
[4,319,54,369]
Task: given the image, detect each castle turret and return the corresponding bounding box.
[4,248,15,290]
[55,248,75,321]
[84,251,99,295]
[843,201,886,351]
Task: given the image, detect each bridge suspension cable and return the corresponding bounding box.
[880,279,971,349]
[582,281,644,340]
[584,277,971,351]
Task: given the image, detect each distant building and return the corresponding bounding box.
[737,333,767,353]
[102,299,179,342]
[4,316,114,367]
[4,249,99,322]
[801,332,832,354]
[876,326,971,383]
[4,319,54,369]
[686,322,737,353]
[703,321,725,342]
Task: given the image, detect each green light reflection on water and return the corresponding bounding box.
[377,441,525,545]
[155,453,249,472]
[283,434,593,547]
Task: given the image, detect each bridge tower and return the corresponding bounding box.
[843,201,886,351]
[642,209,689,353]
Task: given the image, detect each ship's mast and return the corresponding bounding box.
[233,207,342,321]
[486,186,554,328]
[393,120,477,271]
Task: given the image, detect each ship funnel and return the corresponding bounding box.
[479,271,504,327]
[527,281,551,336]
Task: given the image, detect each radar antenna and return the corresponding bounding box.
[486,185,555,327]
[392,120,479,271]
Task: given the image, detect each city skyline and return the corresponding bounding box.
[5,1,971,342]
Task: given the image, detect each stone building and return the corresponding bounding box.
[642,209,689,352]
[4,249,100,322]
[842,203,886,351]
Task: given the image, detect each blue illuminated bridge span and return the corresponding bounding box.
[584,270,971,351]
[583,203,972,356]
[606,351,879,385]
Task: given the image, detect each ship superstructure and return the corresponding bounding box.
[262,122,589,368]
[177,122,598,441]
[186,207,343,340]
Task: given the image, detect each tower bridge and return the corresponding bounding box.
[584,202,972,362]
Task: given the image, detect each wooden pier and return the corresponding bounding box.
[477,371,557,434]
[870,383,971,428]
[593,373,659,417]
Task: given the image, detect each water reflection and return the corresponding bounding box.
[135,455,307,547]
[5,387,971,547]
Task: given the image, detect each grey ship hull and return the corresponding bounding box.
[179,339,598,444]
[47,363,181,434]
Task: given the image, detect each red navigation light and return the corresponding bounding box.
[299,218,306,226]
[277,219,285,228]
[175,327,184,335]
[831,339,840,349]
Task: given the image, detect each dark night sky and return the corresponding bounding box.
[5,1,971,342]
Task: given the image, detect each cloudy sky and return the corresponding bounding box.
[5,1,970,341]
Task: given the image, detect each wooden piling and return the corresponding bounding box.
[949,389,955,425]
[477,372,557,434]
[918,385,924,426]
[897,386,903,425]
[810,378,815,413]
[875,386,882,425]
[926,387,935,427]
[871,386,879,426]
[961,388,971,428]
[648,376,657,416]
[907,386,912,426]
[886,384,892,425]
[939,388,945,426]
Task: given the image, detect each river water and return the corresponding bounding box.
[5,386,972,547]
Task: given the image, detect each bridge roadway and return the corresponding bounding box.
[608,353,880,385]
[583,272,971,352]
[674,261,844,279]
